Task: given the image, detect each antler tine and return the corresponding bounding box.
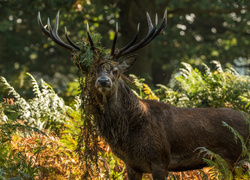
[155,13,158,26]
[114,23,140,59]
[119,13,157,57]
[38,11,79,52]
[146,12,154,32]
[154,10,167,37]
[139,10,167,47]
[119,11,167,57]
[47,18,56,41]
[86,22,95,51]
[111,23,118,56]
[50,11,75,51]
[37,11,51,38]
[65,27,81,51]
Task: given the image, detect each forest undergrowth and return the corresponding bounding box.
[0,62,249,179]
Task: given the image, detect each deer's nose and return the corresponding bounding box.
[97,77,110,86]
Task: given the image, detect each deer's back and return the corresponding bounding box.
[141,100,249,171]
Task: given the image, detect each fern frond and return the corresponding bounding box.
[222,121,249,157]
[129,74,144,89]
[203,158,216,169]
[1,76,31,120]
[240,96,250,109]
[197,147,233,180]
[202,63,212,77]
[41,79,55,94]
[1,76,20,99]
[227,67,239,75]
[181,62,193,72]
[211,61,223,73]
[73,95,82,110]
[26,73,41,98]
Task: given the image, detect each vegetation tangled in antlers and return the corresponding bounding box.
[38,11,109,176]
[38,10,166,177]
[75,42,110,178]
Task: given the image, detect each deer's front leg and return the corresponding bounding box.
[126,165,143,180]
[151,163,169,180]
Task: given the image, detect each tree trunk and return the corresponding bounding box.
[117,0,157,85]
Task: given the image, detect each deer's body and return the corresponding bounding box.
[92,78,248,179]
[38,11,249,180]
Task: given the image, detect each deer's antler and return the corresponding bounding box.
[38,10,167,59]
[38,11,95,52]
[112,10,167,60]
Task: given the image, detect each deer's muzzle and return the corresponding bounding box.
[97,76,110,87]
[95,76,112,94]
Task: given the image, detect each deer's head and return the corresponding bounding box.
[38,11,166,97]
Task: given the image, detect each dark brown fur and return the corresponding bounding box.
[90,59,249,180]
[37,11,249,179]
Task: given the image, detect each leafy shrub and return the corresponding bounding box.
[137,61,250,113]
[0,73,125,179]
[1,73,68,134]
[0,99,42,179]
[0,73,71,179]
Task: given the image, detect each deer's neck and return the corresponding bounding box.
[94,80,144,144]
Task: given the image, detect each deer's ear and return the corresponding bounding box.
[119,55,138,72]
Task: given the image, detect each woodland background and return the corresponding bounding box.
[0,0,249,98]
[0,0,250,179]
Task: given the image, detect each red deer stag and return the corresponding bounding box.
[38,11,249,180]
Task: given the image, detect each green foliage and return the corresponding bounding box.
[61,96,82,151]
[153,61,250,112]
[0,100,41,179]
[1,73,125,179]
[102,151,125,179]
[0,73,70,178]
[1,73,69,134]
[198,147,233,180]
[223,120,250,158]
[73,34,100,73]
[129,74,159,100]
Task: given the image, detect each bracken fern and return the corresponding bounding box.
[1,73,69,133]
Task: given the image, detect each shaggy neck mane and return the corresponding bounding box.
[92,79,145,145]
